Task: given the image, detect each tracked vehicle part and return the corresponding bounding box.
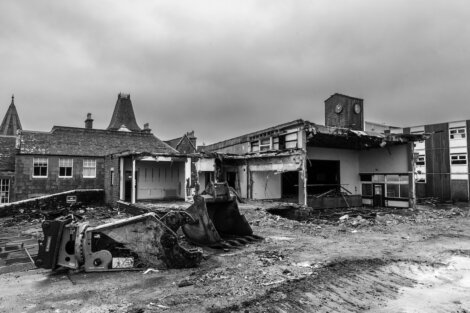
[182,182,258,247]
[35,212,203,272]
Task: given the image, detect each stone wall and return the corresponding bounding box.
[14,155,105,200]
[0,189,104,217]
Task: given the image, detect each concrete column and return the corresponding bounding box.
[131,157,136,204]
[184,158,191,200]
[409,142,416,209]
[119,157,124,201]
[298,130,308,206]
[298,154,307,206]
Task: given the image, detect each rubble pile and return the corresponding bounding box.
[262,202,470,229]
[0,204,123,228]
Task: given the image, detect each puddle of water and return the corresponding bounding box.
[374,256,470,312]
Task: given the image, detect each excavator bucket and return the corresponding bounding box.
[182,183,259,247]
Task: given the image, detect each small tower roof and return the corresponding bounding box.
[0,95,23,136]
[107,93,142,132]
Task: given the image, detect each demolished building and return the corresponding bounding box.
[199,93,428,208]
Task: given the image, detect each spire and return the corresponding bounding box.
[0,94,23,136]
[106,93,142,132]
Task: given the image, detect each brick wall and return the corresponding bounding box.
[14,155,105,200]
[325,94,364,131]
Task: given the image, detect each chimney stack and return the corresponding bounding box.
[142,123,151,133]
[85,113,93,129]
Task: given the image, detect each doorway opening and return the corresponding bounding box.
[281,171,299,201]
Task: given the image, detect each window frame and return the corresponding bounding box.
[83,159,97,178]
[32,157,48,178]
[0,179,9,203]
[58,158,73,178]
[451,153,467,165]
[385,174,409,198]
[449,127,466,140]
[250,141,260,152]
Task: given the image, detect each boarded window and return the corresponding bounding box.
[362,183,372,196]
[33,158,48,177]
[59,158,73,177]
[272,137,279,150]
[251,141,259,152]
[284,132,298,149]
[83,159,96,178]
[260,138,271,151]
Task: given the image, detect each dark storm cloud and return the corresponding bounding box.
[1,0,469,143]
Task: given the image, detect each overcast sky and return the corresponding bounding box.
[1,1,469,144]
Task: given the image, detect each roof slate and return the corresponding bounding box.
[18,126,178,156]
[0,136,17,171]
[107,94,142,131]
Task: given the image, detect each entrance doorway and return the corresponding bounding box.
[124,171,138,201]
[373,184,385,207]
[226,172,237,189]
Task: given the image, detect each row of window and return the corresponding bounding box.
[361,174,410,199]
[251,132,298,152]
[33,158,96,178]
[414,153,468,167]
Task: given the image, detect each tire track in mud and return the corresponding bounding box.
[208,258,446,313]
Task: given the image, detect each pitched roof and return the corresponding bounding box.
[0,136,17,172]
[107,93,142,132]
[18,126,178,156]
[0,95,22,136]
[165,131,197,153]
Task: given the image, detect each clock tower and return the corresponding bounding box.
[324,93,364,131]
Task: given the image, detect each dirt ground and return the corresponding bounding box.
[1,201,470,313]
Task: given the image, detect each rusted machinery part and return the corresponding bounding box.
[159,210,198,233]
[83,213,202,270]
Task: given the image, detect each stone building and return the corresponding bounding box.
[0,93,190,205]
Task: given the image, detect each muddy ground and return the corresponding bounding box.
[1,202,470,313]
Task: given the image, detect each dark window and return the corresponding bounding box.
[59,159,73,178]
[33,158,48,177]
[451,154,467,165]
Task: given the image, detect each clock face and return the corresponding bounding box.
[335,103,343,114]
[354,103,361,114]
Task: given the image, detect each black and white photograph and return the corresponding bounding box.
[1,1,470,312]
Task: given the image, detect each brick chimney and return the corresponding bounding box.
[85,113,93,129]
[142,122,151,133]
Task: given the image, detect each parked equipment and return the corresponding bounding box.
[183,182,262,248]
[35,212,203,272]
